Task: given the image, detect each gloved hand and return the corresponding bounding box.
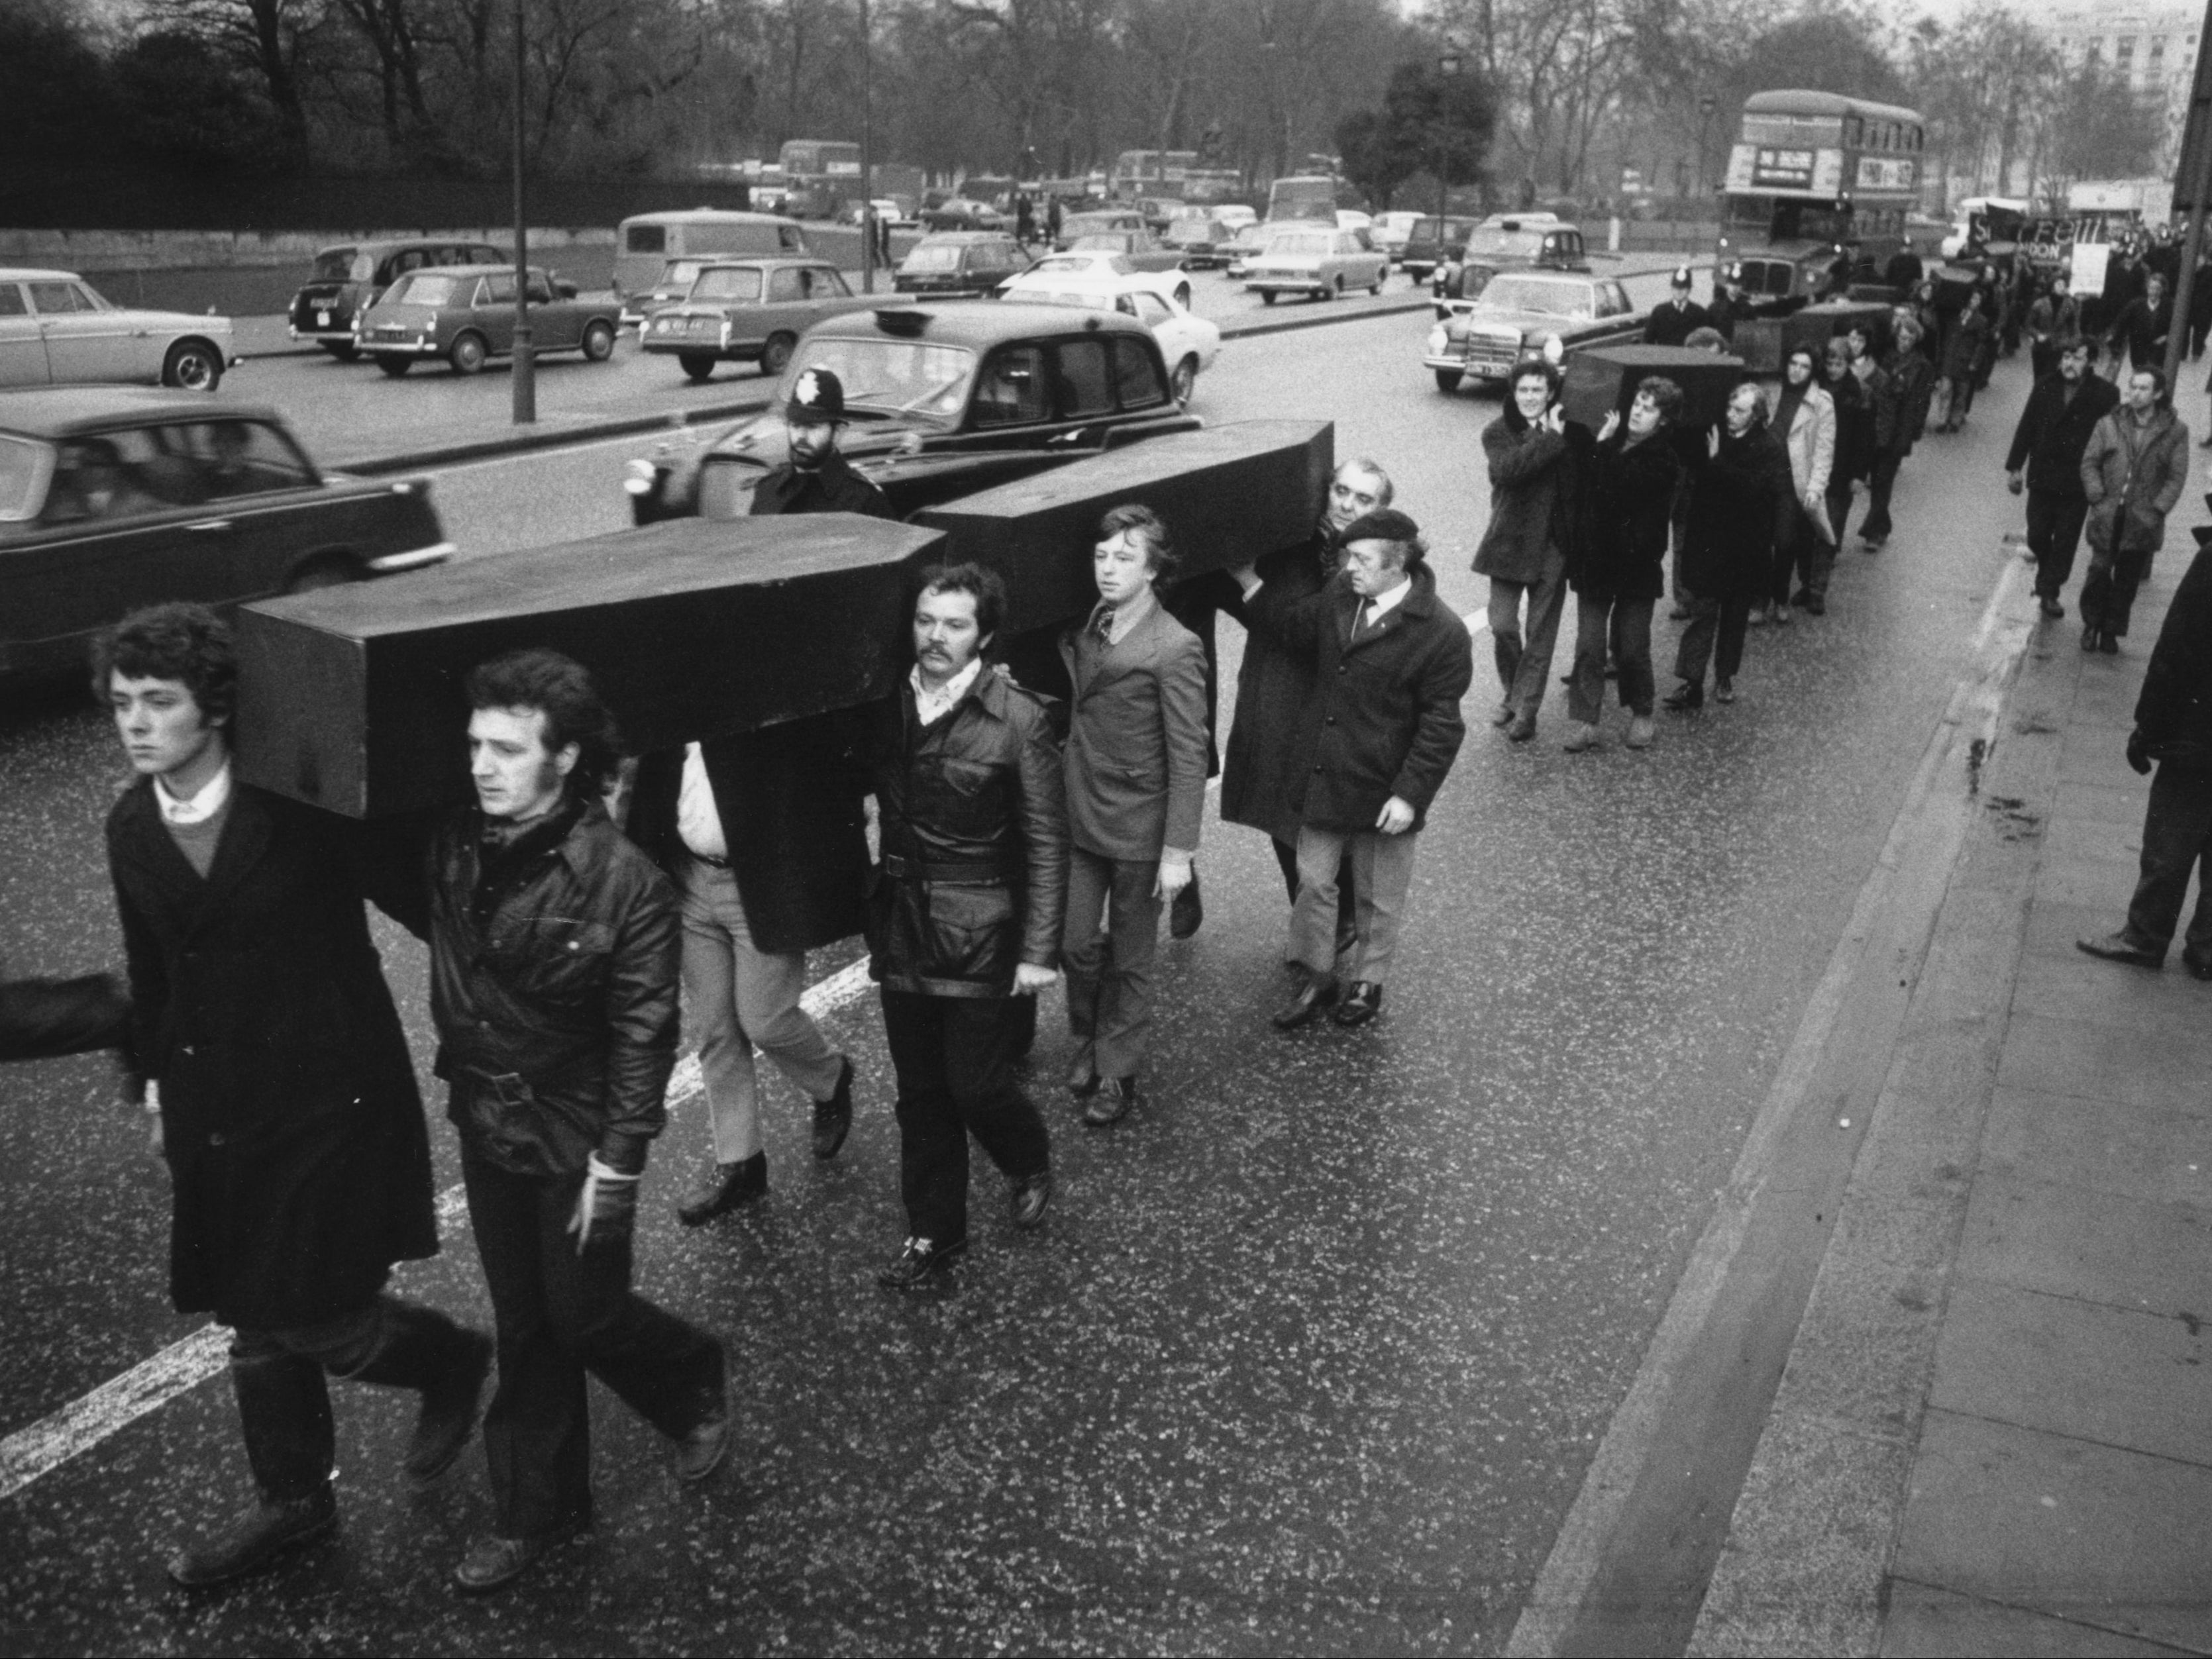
[568,1154,641,1254]
[2127,729,2153,776]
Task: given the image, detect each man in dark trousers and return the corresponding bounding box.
[1642,267,1710,347]
[99,603,491,1590]
[2007,336,2120,620]
[429,649,728,1593]
[1234,509,1474,1030]
[749,368,896,519]
[2105,272,2173,383]
[2078,521,2212,978]
[865,563,1066,1287]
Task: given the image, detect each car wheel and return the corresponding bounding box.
[285,556,360,595]
[448,332,488,375]
[581,319,616,362]
[678,352,717,383]
[1261,291,1278,307]
[1174,281,1192,308]
[374,355,412,377]
[321,340,360,362]
[161,338,224,392]
[1171,356,1199,405]
[761,333,797,376]
[1434,369,1463,395]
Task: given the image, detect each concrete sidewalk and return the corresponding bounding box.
[1690,534,2212,1657]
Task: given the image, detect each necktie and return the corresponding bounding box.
[1091,605,1114,646]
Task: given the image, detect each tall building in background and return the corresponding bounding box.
[2032,7,2196,172]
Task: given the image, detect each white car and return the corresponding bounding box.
[1213,205,1259,230]
[1371,211,1424,256]
[0,269,237,391]
[1336,210,1375,233]
[994,268,1220,404]
[1242,228,1390,303]
[997,250,1184,300]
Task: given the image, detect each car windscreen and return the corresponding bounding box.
[902,244,967,272]
[0,435,51,523]
[1267,234,1330,256]
[660,260,708,292]
[382,273,466,307]
[1479,277,1592,317]
[690,266,764,301]
[782,338,976,423]
[1464,229,1545,259]
[313,247,360,282]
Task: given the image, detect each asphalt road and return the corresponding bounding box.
[0,283,2061,1654]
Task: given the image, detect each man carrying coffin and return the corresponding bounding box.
[749,367,896,519]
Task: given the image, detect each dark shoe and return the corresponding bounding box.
[452,1526,584,1595]
[1169,870,1203,940]
[1067,1052,1100,1097]
[1790,587,1812,607]
[1332,981,1383,1026]
[403,1329,494,1491]
[1507,710,1538,743]
[2081,626,2101,652]
[676,1153,766,1226]
[2183,953,2212,981]
[2076,931,2164,970]
[1011,1168,1052,1228]
[1491,701,1516,727]
[2038,594,2064,619]
[1661,681,1703,713]
[877,1234,967,1289]
[2099,630,2119,655]
[674,1399,730,1485]
[1714,678,1736,703]
[1271,970,1340,1030]
[167,1488,337,1589]
[811,1058,855,1160]
[1803,594,1826,616]
[1083,1076,1139,1127]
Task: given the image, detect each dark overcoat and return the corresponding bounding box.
[2005,373,2120,498]
[2135,544,2212,767]
[1679,424,1792,597]
[1219,530,1336,842]
[107,779,435,1329]
[1570,431,1679,599]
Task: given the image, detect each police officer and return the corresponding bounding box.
[1642,268,1711,348]
[750,368,896,519]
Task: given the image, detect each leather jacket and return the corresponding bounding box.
[865,671,1069,997]
[427,794,680,1177]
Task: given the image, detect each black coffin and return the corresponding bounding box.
[914,419,1333,636]
[235,514,946,818]
[1731,301,1893,373]
[1561,345,1747,434]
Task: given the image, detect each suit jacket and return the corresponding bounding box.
[107,778,436,1329]
[1056,599,1209,862]
[1246,566,1474,834]
[627,713,871,955]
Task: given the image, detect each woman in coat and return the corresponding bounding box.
[1665,382,1792,710]
[1862,314,1933,549]
[1563,376,1682,752]
[2080,367,2193,652]
[1473,357,1583,742]
[1938,287,1991,432]
[1764,345,1834,626]
[1817,336,1871,576]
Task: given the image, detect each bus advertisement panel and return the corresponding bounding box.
[1718,91,1923,301]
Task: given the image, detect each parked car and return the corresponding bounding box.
[357,265,617,376]
[1065,229,1189,281]
[639,259,878,381]
[994,269,1221,403]
[1055,210,1147,250]
[288,239,507,359]
[0,270,237,393]
[1422,270,1644,393]
[894,232,1033,298]
[1396,216,1480,283]
[1161,215,1237,270]
[623,302,1200,525]
[1241,228,1391,303]
[619,258,713,332]
[1432,218,1591,310]
[0,389,451,678]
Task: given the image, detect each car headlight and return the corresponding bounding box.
[1542,334,1565,365]
[623,458,659,496]
[1426,325,1448,353]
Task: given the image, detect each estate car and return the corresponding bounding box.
[1241,228,1390,303]
[639,259,878,381]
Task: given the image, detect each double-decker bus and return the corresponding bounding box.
[1717,90,1924,301]
[778,138,863,219]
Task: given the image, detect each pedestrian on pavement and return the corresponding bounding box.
[624,716,867,1223]
[429,648,727,1594]
[864,563,1065,1287]
[1218,460,1385,944]
[1765,344,1834,627]
[2027,272,2081,383]
[2005,336,2121,622]
[1563,377,1683,753]
[1047,197,1063,245]
[2080,368,2192,654]
[1862,313,1935,550]
[749,368,896,519]
[1665,382,1791,710]
[2105,273,2173,384]
[1234,509,1473,1031]
[97,603,492,1591]
[1814,337,1868,586]
[1642,267,1711,348]
[1057,505,1208,1127]
[1475,357,1584,742]
[2076,530,2212,980]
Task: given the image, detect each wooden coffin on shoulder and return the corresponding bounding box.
[235,514,946,818]
[914,419,1332,635]
[1561,344,1747,433]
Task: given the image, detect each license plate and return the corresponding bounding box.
[317,311,331,327]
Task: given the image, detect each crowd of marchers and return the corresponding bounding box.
[5,244,2212,1608]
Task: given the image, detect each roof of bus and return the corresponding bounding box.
[1743,89,1921,125]
[617,209,786,226]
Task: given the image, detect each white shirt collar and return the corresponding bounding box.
[1360,578,1412,624]
[911,658,984,727]
[156,759,233,826]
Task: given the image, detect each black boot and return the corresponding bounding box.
[341,1299,496,1490]
[676,1152,767,1225]
[170,1354,337,1587]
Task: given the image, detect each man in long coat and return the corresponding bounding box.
[100,603,490,1590]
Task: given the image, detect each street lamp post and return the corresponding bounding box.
[1437,49,1462,230]
[1695,93,1717,199]
[858,0,874,294]
[511,0,535,425]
